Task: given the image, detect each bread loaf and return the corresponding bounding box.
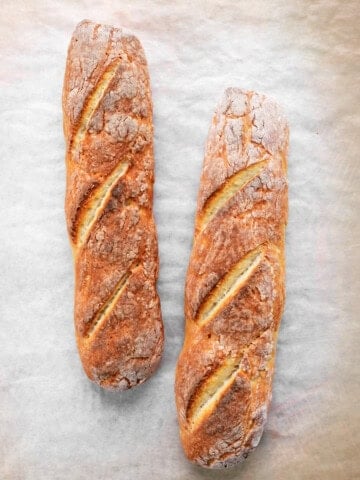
[62,20,163,390]
[175,88,288,467]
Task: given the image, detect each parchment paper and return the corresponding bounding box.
[1,1,359,479]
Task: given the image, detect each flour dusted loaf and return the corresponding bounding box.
[175,88,288,467]
[63,20,163,390]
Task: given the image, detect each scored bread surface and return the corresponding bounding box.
[175,88,288,467]
[62,20,164,390]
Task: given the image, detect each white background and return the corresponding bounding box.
[1,1,359,479]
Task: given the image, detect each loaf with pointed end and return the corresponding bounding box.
[175,88,288,467]
[62,20,164,390]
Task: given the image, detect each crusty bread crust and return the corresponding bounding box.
[175,88,288,467]
[63,20,164,390]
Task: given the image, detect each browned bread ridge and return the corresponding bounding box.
[175,88,288,467]
[62,20,164,390]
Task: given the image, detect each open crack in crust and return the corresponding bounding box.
[63,20,164,390]
[195,245,265,327]
[175,88,288,467]
[196,160,269,234]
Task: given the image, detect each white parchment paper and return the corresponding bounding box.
[1,1,359,479]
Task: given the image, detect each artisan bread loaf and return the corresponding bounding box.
[175,88,288,467]
[63,20,163,390]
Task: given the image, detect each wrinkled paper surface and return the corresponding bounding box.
[1,1,359,479]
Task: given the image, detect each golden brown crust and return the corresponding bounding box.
[63,20,163,390]
[175,88,288,467]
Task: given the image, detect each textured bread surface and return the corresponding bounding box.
[63,20,164,390]
[175,88,288,467]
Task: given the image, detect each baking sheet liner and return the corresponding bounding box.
[0,1,359,479]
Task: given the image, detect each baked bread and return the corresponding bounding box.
[62,20,164,390]
[175,88,288,467]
